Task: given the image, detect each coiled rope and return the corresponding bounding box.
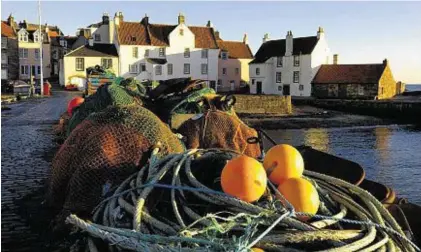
[66,148,420,252]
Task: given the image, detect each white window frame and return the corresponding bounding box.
[293,71,299,83]
[129,64,138,74]
[256,68,260,75]
[19,48,29,59]
[294,55,300,67]
[132,47,138,58]
[167,63,173,75]
[20,65,29,75]
[144,49,150,57]
[155,65,162,75]
[184,48,190,58]
[101,58,112,69]
[35,49,40,59]
[222,68,227,75]
[276,72,282,83]
[159,47,166,57]
[34,32,40,43]
[201,49,208,58]
[94,34,101,41]
[183,63,190,74]
[19,33,28,42]
[221,52,228,60]
[277,56,283,67]
[201,64,208,75]
[76,58,85,71]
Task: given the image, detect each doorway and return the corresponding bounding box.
[283,85,290,95]
[256,81,262,94]
[31,65,36,76]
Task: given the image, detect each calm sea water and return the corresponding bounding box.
[405,84,421,92]
[267,125,421,204]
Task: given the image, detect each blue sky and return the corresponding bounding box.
[2,1,421,83]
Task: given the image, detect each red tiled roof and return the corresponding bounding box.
[48,31,60,37]
[217,40,253,59]
[312,64,386,84]
[1,21,16,38]
[117,21,218,49]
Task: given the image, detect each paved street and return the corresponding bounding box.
[1,90,78,251]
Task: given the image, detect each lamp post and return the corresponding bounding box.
[38,0,44,96]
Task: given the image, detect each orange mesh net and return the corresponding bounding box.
[177,110,261,158]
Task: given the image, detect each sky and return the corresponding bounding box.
[2,1,421,83]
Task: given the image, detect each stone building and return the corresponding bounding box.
[311,59,397,100]
[1,19,19,85]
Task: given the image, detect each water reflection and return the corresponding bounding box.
[304,128,329,152]
[374,127,391,164]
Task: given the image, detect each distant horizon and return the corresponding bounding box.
[2,1,421,83]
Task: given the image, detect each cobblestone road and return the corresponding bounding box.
[2,91,78,251]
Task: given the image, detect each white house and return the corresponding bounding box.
[249,27,333,96]
[113,12,219,88]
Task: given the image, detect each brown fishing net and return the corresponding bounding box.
[47,105,184,216]
[177,110,261,159]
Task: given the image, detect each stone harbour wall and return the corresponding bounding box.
[234,94,292,115]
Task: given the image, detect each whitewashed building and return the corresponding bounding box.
[113,12,219,88]
[249,27,333,96]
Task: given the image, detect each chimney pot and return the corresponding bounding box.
[206,20,213,28]
[214,30,220,40]
[141,14,149,26]
[243,33,248,44]
[178,13,185,25]
[263,33,270,43]
[333,54,339,65]
[383,58,388,66]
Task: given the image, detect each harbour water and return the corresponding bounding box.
[267,125,421,204]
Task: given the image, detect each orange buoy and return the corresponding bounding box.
[221,155,267,202]
[251,248,264,252]
[263,144,304,185]
[67,97,84,116]
[277,177,320,215]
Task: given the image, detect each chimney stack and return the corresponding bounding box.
[102,12,110,24]
[141,14,149,26]
[7,14,14,26]
[285,31,293,57]
[45,23,49,33]
[262,33,270,43]
[243,33,248,44]
[317,26,325,40]
[178,13,185,25]
[206,20,213,28]
[333,54,338,65]
[383,58,389,66]
[88,37,94,47]
[214,30,220,40]
[114,12,123,26]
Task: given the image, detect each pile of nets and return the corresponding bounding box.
[47,105,184,218]
[67,77,147,135]
[67,148,419,252]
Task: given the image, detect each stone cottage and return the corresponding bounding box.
[311,59,397,100]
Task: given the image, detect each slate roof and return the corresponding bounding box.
[216,40,253,59]
[312,64,386,84]
[117,21,218,49]
[66,44,118,57]
[1,21,16,38]
[250,36,319,64]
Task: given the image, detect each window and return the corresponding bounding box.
[19,48,28,59]
[20,65,29,75]
[294,55,300,67]
[144,49,150,57]
[35,49,40,59]
[277,57,283,67]
[221,52,228,60]
[201,64,208,74]
[101,58,112,69]
[293,71,299,83]
[278,86,283,91]
[1,38,8,48]
[167,63,173,75]
[133,47,138,58]
[19,33,28,42]
[76,58,85,71]
[34,32,40,43]
[299,85,304,91]
[94,34,101,41]
[140,63,146,72]
[179,29,184,36]
[155,65,162,75]
[217,79,222,86]
[37,66,41,75]
[276,72,282,83]
[159,47,166,57]
[131,36,136,42]
[256,68,260,75]
[222,68,227,75]
[183,63,190,74]
[184,48,190,58]
[251,79,255,85]
[129,64,138,73]
[201,49,208,58]
[235,68,239,75]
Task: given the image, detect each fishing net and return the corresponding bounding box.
[177,110,261,159]
[67,149,419,252]
[66,77,147,135]
[47,105,184,217]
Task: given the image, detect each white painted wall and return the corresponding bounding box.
[92,22,114,44]
[117,24,218,84]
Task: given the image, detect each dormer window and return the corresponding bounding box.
[34,33,40,43]
[19,32,28,42]
[221,52,228,60]
[131,36,136,42]
[179,29,184,36]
